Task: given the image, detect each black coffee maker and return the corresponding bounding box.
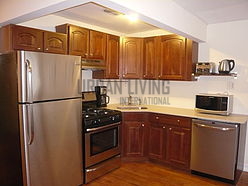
[95,86,110,107]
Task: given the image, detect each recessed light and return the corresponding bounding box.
[125,13,139,22]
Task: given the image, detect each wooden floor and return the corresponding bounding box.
[86,162,248,186]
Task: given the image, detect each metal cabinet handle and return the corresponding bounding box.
[45,48,49,51]
[90,53,93,56]
[163,126,165,129]
[142,124,145,127]
[194,123,235,131]
[177,120,180,123]
[37,47,41,50]
[156,116,159,120]
[169,127,172,130]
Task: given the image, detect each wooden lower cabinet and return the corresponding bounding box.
[122,112,191,170]
[148,123,165,160]
[165,126,191,169]
[122,113,148,160]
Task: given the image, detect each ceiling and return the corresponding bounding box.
[54,2,158,34]
[53,1,248,35]
[174,0,248,24]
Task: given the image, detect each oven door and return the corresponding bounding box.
[85,122,121,167]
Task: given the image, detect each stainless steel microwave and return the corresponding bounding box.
[195,94,233,115]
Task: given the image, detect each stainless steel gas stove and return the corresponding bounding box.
[82,92,121,184]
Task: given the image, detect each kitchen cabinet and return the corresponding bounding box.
[120,37,143,79]
[148,122,165,160]
[122,113,148,160]
[143,37,158,79]
[56,24,106,61]
[0,24,67,54]
[93,34,120,79]
[165,126,191,169]
[148,113,191,170]
[157,35,198,80]
[43,31,67,54]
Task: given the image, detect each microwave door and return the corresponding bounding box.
[18,51,81,102]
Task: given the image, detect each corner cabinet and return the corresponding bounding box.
[120,37,143,79]
[0,24,67,54]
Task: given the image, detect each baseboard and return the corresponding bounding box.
[244,163,248,172]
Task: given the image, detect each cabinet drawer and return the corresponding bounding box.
[122,112,146,121]
[149,113,161,123]
[159,115,191,128]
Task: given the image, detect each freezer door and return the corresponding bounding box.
[19,99,83,186]
[17,51,81,103]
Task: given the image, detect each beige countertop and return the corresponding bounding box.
[106,104,248,124]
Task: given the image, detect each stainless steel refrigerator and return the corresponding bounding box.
[0,51,83,186]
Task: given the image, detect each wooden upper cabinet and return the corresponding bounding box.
[68,25,89,57]
[89,30,106,60]
[158,35,186,80]
[157,34,198,81]
[105,34,120,79]
[12,25,43,52]
[43,32,67,54]
[143,37,157,79]
[120,37,143,79]
[0,24,67,54]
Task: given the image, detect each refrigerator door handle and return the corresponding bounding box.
[78,78,82,95]
[27,104,35,145]
[25,59,33,103]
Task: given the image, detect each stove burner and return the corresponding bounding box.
[83,108,122,131]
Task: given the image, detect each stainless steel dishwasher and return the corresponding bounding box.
[190,119,246,182]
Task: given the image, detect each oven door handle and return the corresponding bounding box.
[86,122,121,132]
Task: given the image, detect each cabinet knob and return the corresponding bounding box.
[156,116,159,120]
[45,48,49,51]
[169,128,172,130]
[177,120,180,123]
[162,126,165,129]
[37,47,41,50]
[142,124,145,127]
[123,74,126,77]
[90,53,93,56]
[143,75,146,77]
[85,53,88,56]
[158,75,161,78]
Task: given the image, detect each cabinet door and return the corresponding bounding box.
[123,121,147,158]
[89,30,106,60]
[143,37,157,79]
[43,32,67,54]
[12,25,43,52]
[158,35,186,80]
[69,26,89,57]
[121,37,142,79]
[105,34,120,79]
[148,123,165,160]
[166,126,191,169]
